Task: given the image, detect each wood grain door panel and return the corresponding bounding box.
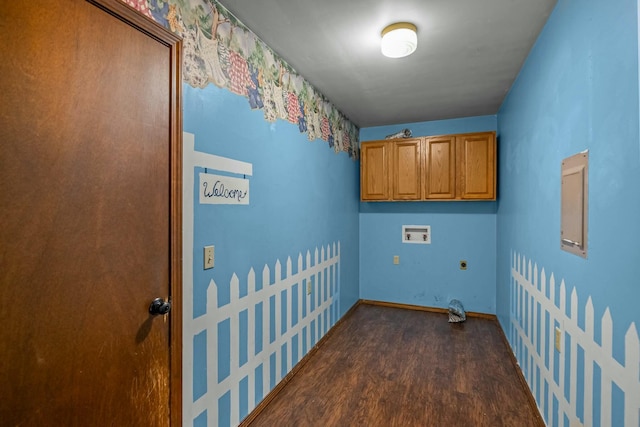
[424,136,456,199]
[0,0,182,425]
[360,142,390,200]
[457,133,496,200]
[392,138,422,200]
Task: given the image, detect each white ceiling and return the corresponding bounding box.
[218,0,557,128]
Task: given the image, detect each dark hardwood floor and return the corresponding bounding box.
[246,303,543,427]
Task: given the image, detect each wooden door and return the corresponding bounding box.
[392,138,422,200]
[456,132,496,200]
[0,0,182,425]
[360,141,391,200]
[424,136,456,199]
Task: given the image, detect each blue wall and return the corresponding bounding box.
[359,116,498,314]
[497,0,640,424]
[184,83,360,425]
[497,0,639,361]
[186,83,360,315]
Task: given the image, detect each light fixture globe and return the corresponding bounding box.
[381,22,417,58]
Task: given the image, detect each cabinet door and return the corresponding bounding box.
[392,138,422,200]
[456,132,496,200]
[361,141,391,200]
[424,136,456,199]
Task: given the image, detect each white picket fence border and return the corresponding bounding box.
[510,251,639,427]
[190,242,340,426]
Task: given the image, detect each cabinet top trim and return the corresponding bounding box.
[362,130,496,144]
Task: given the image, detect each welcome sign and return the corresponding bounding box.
[199,173,249,205]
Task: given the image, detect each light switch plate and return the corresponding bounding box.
[204,245,214,269]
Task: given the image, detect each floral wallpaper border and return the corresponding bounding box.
[122,0,360,159]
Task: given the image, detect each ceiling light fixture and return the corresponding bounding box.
[381,22,418,58]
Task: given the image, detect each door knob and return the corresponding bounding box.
[149,298,171,315]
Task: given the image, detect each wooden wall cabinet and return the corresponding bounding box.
[360,131,496,201]
[360,141,391,200]
[392,138,422,200]
[456,132,496,200]
[424,135,456,199]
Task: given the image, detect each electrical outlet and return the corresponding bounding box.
[393,255,400,265]
[204,245,214,269]
[555,327,562,352]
